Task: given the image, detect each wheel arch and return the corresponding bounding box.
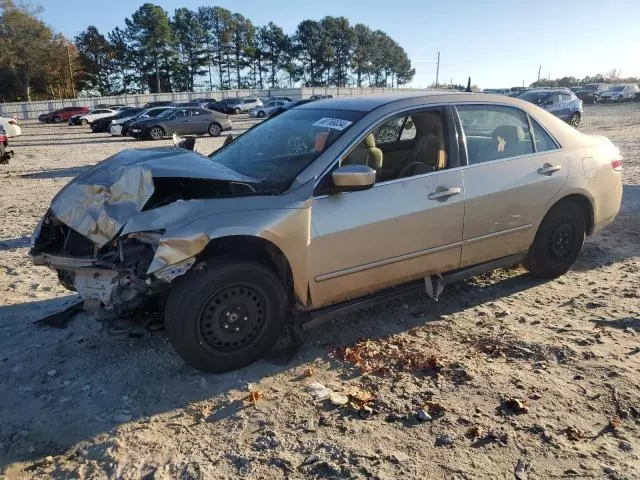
[546,193,595,236]
[196,235,298,306]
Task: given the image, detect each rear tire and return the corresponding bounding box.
[81,119,89,126]
[52,116,62,124]
[569,112,581,128]
[234,108,241,114]
[525,201,585,279]
[257,111,266,118]
[164,258,288,373]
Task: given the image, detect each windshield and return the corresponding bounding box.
[519,91,550,103]
[609,86,624,91]
[209,108,364,191]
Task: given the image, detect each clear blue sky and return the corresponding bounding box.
[37,0,640,89]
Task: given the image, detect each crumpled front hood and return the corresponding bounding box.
[48,147,257,247]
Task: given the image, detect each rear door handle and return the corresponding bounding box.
[538,164,562,175]
[428,186,462,201]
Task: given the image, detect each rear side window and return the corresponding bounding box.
[457,105,533,164]
[529,118,559,153]
[560,93,572,102]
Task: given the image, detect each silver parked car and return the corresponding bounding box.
[30,93,623,372]
[228,97,263,114]
[248,99,291,118]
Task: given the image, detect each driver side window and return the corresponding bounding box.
[341,108,449,182]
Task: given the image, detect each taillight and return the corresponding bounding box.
[611,159,622,172]
[8,119,16,125]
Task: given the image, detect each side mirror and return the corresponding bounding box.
[331,165,376,192]
[545,100,554,106]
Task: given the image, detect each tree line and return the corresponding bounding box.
[0,1,415,101]
[530,70,639,88]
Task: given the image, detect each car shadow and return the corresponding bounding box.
[0,270,549,469]
[20,166,89,179]
[572,184,639,272]
[0,236,31,251]
[592,317,640,331]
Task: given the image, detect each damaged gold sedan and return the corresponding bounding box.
[30,93,623,372]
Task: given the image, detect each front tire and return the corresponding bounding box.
[149,126,164,140]
[81,119,89,126]
[52,116,62,124]
[234,108,241,114]
[525,201,585,279]
[208,122,222,137]
[165,259,288,373]
[257,111,266,118]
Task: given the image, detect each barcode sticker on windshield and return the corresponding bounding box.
[313,118,353,131]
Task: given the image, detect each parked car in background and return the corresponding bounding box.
[227,97,263,114]
[207,98,237,113]
[270,96,293,102]
[574,83,608,104]
[517,89,583,127]
[69,108,118,126]
[143,101,175,108]
[193,98,217,106]
[29,92,623,372]
[128,107,231,140]
[0,125,13,164]
[112,106,174,136]
[309,94,334,100]
[91,108,145,133]
[76,108,119,126]
[248,99,291,118]
[0,116,21,137]
[172,101,204,108]
[600,84,638,102]
[38,106,89,124]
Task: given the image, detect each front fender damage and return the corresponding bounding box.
[29,147,261,315]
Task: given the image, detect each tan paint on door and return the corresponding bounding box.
[309,170,464,307]
[460,151,570,267]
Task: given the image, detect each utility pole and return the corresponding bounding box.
[537,65,541,84]
[66,44,76,98]
[435,51,440,88]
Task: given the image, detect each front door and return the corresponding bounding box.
[309,106,464,308]
[168,109,190,134]
[456,104,569,267]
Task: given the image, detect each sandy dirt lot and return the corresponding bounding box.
[1,104,639,479]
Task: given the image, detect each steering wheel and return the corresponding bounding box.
[397,162,426,178]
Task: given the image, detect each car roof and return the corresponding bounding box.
[293,91,489,112]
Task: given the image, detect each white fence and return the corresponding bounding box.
[0,87,431,119]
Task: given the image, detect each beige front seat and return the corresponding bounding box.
[398,112,447,177]
[344,133,383,173]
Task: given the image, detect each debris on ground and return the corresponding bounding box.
[501,398,529,415]
[514,457,528,480]
[34,299,83,328]
[308,382,332,402]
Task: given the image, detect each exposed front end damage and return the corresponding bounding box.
[29,147,262,317]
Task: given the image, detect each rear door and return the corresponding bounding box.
[188,109,210,133]
[455,104,569,267]
[544,93,563,117]
[559,93,574,119]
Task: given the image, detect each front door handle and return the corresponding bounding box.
[428,186,462,201]
[538,164,562,176]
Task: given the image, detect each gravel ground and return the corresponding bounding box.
[1,104,639,479]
